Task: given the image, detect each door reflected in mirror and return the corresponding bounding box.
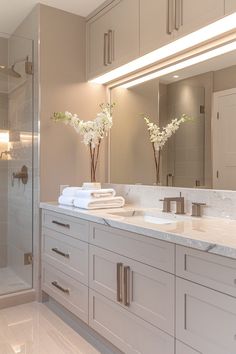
[110,49,236,191]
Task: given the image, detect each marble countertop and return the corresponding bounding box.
[40,202,236,260]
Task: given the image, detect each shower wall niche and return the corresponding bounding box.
[0,33,33,295]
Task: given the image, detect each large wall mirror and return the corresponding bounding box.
[110,48,236,190]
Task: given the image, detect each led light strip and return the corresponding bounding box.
[90,12,236,84]
[121,40,236,88]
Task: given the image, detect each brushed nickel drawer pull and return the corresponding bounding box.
[51,281,70,294]
[51,248,70,259]
[52,220,70,228]
[117,263,123,303]
[124,266,131,307]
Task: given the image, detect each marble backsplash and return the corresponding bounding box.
[103,183,236,220]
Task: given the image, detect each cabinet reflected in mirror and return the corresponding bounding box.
[110,49,236,190]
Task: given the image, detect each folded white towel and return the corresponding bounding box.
[62,187,82,197]
[73,196,125,210]
[75,188,116,199]
[58,195,75,206]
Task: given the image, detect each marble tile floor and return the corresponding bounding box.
[0,302,101,354]
[0,268,31,295]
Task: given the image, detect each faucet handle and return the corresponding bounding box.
[191,202,206,217]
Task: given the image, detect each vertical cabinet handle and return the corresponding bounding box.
[167,0,174,34]
[104,32,108,66]
[108,30,113,64]
[180,0,183,26]
[175,0,181,30]
[123,266,131,307]
[117,263,123,302]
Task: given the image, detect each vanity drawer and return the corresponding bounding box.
[89,245,175,335]
[42,210,89,242]
[89,290,174,354]
[176,278,236,354]
[42,263,88,323]
[42,228,88,285]
[176,245,236,297]
[89,223,175,273]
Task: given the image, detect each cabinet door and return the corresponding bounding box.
[89,290,174,354]
[87,0,139,80]
[176,278,236,354]
[89,245,175,335]
[140,0,174,55]
[176,0,224,38]
[225,0,236,14]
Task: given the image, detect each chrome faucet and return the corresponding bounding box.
[160,193,185,214]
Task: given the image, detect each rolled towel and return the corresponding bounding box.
[58,195,75,206]
[62,187,82,197]
[73,196,125,210]
[75,188,116,199]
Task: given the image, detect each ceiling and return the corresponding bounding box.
[0,0,106,34]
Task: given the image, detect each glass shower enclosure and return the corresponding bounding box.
[0,33,34,295]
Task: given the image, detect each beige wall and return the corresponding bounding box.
[214,65,236,92]
[40,5,106,201]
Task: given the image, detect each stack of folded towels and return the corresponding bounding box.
[58,186,125,210]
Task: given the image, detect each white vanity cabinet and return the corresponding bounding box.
[176,278,236,354]
[225,0,236,13]
[41,210,90,323]
[41,207,236,354]
[89,290,175,354]
[86,0,139,80]
[89,244,175,335]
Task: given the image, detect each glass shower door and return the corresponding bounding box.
[0,33,34,295]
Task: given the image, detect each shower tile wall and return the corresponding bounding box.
[6,36,33,287]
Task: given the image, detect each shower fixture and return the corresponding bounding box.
[0,56,33,78]
[0,150,11,159]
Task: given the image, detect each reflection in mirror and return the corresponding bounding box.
[110,49,236,191]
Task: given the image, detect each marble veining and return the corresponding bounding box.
[41,202,236,260]
[103,183,236,220]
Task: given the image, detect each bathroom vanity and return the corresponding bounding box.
[40,202,236,354]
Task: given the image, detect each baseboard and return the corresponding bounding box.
[45,295,123,354]
[0,289,36,310]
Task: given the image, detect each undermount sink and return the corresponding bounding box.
[107,210,178,225]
